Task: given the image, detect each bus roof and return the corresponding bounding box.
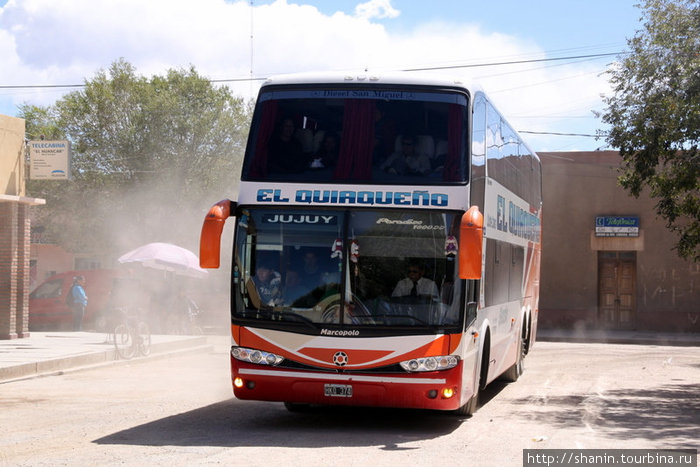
[261,72,483,94]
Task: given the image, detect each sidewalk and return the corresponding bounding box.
[1,329,697,384]
[537,328,700,347]
[0,331,219,384]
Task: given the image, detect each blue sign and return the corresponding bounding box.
[595,216,639,237]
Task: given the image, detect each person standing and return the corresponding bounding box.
[69,276,88,331]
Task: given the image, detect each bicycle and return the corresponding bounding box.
[112,308,151,359]
[164,298,204,335]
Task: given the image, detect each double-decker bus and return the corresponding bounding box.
[200,72,542,415]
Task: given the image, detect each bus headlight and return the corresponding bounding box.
[400,355,459,372]
[231,347,284,366]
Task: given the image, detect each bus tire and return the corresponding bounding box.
[501,325,526,382]
[455,332,488,417]
[455,391,478,416]
[524,312,532,355]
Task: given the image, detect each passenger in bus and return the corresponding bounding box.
[309,133,339,169]
[299,250,326,290]
[268,117,306,173]
[253,258,283,306]
[392,261,439,299]
[380,135,431,176]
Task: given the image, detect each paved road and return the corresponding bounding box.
[1,341,698,467]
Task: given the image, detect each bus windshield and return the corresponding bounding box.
[233,208,464,331]
[242,88,469,184]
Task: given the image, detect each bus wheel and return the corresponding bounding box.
[501,327,526,382]
[455,342,488,417]
[455,392,478,416]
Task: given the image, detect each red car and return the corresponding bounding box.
[29,269,121,331]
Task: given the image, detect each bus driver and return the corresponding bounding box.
[392,261,439,299]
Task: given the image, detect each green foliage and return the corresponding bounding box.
[19,104,64,141]
[23,59,252,255]
[602,0,700,261]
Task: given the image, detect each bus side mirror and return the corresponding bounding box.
[200,199,236,268]
[459,206,483,280]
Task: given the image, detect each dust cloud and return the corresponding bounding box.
[85,173,240,336]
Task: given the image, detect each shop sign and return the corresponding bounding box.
[595,216,639,237]
[29,140,71,180]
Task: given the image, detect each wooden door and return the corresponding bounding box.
[598,252,637,329]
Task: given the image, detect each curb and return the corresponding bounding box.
[0,336,212,384]
[537,332,700,347]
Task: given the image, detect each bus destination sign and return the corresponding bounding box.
[595,216,639,237]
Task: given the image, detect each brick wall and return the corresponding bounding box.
[0,202,33,338]
[16,204,31,337]
[0,202,19,339]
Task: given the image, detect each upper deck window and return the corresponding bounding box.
[242,87,469,184]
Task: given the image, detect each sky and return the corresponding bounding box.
[0,0,645,152]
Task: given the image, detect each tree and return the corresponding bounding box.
[23,59,252,256]
[602,0,700,261]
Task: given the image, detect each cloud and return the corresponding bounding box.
[0,0,611,150]
[354,0,400,20]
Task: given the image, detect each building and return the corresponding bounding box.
[0,115,44,339]
[539,151,699,333]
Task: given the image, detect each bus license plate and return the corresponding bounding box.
[324,384,352,397]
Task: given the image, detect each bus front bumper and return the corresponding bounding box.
[231,358,467,411]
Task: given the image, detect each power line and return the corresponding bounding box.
[0,51,625,90]
[0,83,84,89]
[209,77,267,84]
[520,130,604,138]
[473,55,608,80]
[513,115,593,119]
[401,52,624,72]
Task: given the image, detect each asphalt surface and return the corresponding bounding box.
[1,328,698,384]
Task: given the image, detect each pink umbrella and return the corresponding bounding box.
[118,242,208,278]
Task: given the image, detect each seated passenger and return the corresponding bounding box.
[309,133,339,169]
[268,117,306,173]
[252,257,282,306]
[391,261,439,299]
[301,250,324,287]
[380,135,431,176]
